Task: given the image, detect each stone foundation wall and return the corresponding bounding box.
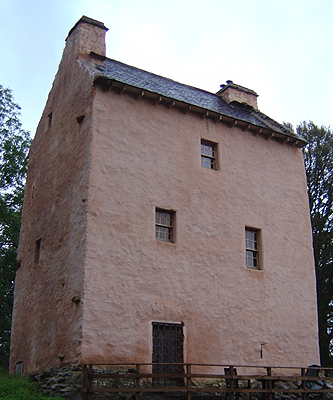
[30,366,83,400]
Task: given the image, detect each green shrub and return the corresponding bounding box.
[0,371,63,400]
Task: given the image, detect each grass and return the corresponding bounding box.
[0,370,63,400]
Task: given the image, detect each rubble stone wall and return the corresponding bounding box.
[31,366,83,400]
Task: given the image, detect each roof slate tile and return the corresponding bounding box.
[88,58,302,142]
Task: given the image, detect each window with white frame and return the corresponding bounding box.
[155,209,175,242]
[201,139,218,170]
[245,228,260,269]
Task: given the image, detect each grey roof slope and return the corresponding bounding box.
[89,57,302,143]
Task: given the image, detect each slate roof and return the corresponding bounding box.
[87,56,304,145]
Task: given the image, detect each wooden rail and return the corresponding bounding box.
[81,363,333,400]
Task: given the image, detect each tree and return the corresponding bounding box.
[297,121,333,366]
[0,85,31,369]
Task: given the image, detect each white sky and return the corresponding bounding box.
[1,0,332,136]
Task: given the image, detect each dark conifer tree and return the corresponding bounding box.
[298,121,333,366]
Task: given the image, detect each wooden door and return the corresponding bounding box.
[152,322,184,386]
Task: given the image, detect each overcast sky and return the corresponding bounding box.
[1,0,332,136]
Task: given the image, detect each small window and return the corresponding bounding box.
[45,112,53,132]
[15,362,24,376]
[47,112,53,128]
[76,115,85,123]
[201,139,217,170]
[34,238,41,264]
[245,228,260,269]
[155,209,175,242]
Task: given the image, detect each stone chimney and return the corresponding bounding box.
[65,16,108,60]
[217,80,258,110]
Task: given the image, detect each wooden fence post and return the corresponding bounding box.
[301,368,306,400]
[82,365,87,400]
[187,364,192,400]
[87,364,93,400]
[230,365,234,400]
[267,367,273,400]
[135,364,140,400]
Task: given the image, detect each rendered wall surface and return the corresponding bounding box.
[81,85,319,367]
[9,20,107,375]
[10,16,319,376]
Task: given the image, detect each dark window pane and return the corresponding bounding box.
[156,209,174,242]
[201,140,217,170]
[245,229,259,269]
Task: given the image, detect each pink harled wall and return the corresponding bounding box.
[9,18,107,374]
[81,84,319,367]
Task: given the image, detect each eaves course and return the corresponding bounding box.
[85,56,305,147]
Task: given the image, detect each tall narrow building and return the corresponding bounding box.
[10,16,319,377]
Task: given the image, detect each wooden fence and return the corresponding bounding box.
[81,363,333,400]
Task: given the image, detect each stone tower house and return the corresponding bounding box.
[10,16,319,376]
